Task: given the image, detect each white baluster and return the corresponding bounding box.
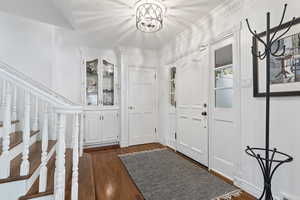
[0,82,12,178]
[79,113,84,157]
[32,96,39,131]
[12,85,17,121]
[20,91,31,176]
[71,113,79,200]
[54,113,66,200]
[0,80,7,122]
[11,85,17,132]
[39,103,49,192]
[51,107,57,141]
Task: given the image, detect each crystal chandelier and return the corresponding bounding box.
[135,0,166,33]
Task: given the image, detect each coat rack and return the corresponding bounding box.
[245,4,294,200]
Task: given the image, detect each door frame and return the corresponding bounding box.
[126,65,159,147]
[207,25,242,181]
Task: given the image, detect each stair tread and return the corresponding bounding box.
[0,130,40,155]
[20,149,73,200]
[0,140,56,183]
[21,152,96,200]
[0,120,20,128]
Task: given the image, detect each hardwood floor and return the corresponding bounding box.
[87,143,255,200]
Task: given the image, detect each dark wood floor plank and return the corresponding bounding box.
[77,153,96,200]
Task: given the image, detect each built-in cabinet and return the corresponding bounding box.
[84,110,119,145]
[83,58,120,147]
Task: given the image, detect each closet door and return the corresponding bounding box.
[176,51,209,166]
[128,67,157,146]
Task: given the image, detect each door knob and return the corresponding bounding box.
[201,111,207,116]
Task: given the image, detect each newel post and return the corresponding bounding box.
[71,113,80,200]
[54,113,66,200]
[79,113,84,157]
[0,81,12,178]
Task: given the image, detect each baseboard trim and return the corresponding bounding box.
[209,169,234,185]
[234,177,280,200]
[84,144,120,153]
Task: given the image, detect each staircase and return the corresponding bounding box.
[0,61,93,200]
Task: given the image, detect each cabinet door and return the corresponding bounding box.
[84,112,101,144]
[85,59,99,106]
[102,111,119,142]
[102,60,115,106]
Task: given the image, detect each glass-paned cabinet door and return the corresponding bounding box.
[102,60,114,106]
[86,59,99,106]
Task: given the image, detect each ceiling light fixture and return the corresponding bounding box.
[135,0,166,33]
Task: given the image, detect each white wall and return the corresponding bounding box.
[0,0,72,29]
[159,0,300,199]
[0,12,55,87]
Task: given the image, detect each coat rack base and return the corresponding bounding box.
[246,146,293,200]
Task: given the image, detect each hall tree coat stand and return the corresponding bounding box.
[245,4,294,200]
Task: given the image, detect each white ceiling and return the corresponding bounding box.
[55,0,225,49]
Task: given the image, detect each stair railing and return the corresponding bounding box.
[0,60,84,200]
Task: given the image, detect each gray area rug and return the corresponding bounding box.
[119,149,240,200]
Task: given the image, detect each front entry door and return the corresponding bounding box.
[176,50,209,166]
[128,67,157,146]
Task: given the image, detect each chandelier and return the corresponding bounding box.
[135,0,166,33]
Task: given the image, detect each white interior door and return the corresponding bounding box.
[209,36,240,180]
[128,67,157,146]
[176,50,209,166]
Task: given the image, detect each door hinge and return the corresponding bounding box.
[175,132,177,140]
[155,128,157,133]
[154,73,157,80]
